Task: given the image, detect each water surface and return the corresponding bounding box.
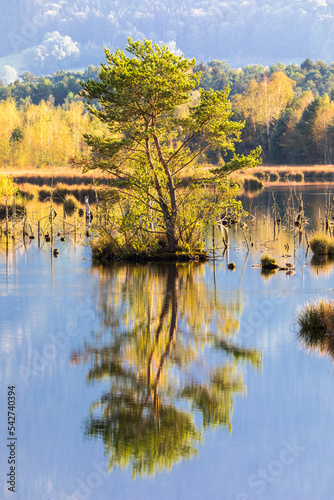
[1,186,334,500]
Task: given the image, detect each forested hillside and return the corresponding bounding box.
[2,0,334,75]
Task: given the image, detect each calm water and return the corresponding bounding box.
[1,186,334,500]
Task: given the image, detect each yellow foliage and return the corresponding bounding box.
[0,174,17,199]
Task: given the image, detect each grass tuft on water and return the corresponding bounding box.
[260,254,279,269]
[309,234,334,256]
[297,299,334,356]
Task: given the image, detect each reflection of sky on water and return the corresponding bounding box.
[0,187,334,499]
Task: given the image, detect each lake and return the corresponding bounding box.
[1,184,334,500]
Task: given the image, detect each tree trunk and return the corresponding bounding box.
[145,136,178,251]
[152,134,178,251]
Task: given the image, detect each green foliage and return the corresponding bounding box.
[81,38,261,255]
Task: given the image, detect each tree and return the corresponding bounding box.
[233,72,295,159]
[80,38,261,255]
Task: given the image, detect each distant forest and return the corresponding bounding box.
[2,58,334,166]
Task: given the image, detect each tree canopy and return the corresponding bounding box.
[80,38,261,256]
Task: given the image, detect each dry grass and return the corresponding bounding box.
[227,165,334,187]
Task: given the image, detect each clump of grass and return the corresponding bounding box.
[243,177,264,191]
[269,172,279,181]
[64,194,78,214]
[260,254,278,269]
[297,299,334,357]
[309,234,334,256]
[290,172,304,182]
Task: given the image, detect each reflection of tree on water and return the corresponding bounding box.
[79,264,262,477]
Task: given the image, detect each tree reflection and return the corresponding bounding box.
[78,264,262,477]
